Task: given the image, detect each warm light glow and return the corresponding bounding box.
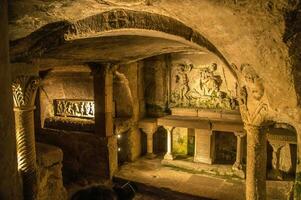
[117,134,121,139]
[118,148,121,152]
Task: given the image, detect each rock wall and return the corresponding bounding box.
[9,0,300,126]
[0,1,22,199]
[37,128,112,183]
[144,55,169,117]
[118,62,144,161]
[36,142,67,200]
[39,65,94,128]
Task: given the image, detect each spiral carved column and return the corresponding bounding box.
[12,76,40,200]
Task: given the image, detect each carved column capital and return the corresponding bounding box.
[12,76,40,110]
[164,126,175,133]
[234,131,246,138]
[268,140,286,152]
[141,127,157,136]
[244,124,261,134]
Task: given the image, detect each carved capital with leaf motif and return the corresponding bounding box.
[12,76,40,110]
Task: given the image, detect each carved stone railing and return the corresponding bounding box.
[54,99,95,118]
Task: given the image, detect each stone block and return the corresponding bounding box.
[157,116,210,129]
[36,142,67,200]
[194,129,215,164]
[197,109,221,119]
[36,142,63,167]
[171,108,198,117]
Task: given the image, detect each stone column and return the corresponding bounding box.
[143,129,157,158]
[245,125,267,200]
[0,1,22,199]
[233,131,246,170]
[164,126,174,160]
[268,140,285,180]
[140,125,157,158]
[12,76,40,200]
[92,64,117,179]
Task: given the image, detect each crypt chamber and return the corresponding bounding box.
[0,0,301,200]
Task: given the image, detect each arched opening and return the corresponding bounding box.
[266,123,297,182]
[153,127,167,155]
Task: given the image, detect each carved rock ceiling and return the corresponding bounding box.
[8,0,301,126]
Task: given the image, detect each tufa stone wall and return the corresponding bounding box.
[36,142,67,200]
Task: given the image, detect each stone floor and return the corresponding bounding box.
[115,156,294,200]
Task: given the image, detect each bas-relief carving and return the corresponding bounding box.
[170,62,237,110]
[233,63,269,126]
[54,99,95,119]
[12,76,40,108]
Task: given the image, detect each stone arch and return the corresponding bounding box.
[10,9,236,78]
[262,122,298,198]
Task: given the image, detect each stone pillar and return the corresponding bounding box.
[194,129,215,164]
[93,64,117,179]
[164,126,174,160]
[268,140,285,180]
[0,1,22,199]
[93,64,114,137]
[233,131,246,170]
[245,125,267,200]
[141,125,157,158]
[12,76,40,200]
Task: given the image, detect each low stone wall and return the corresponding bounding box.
[37,128,117,183]
[36,142,67,200]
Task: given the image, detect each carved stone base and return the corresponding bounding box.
[146,153,156,159]
[164,153,174,160]
[232,161,243,171]
[194,157,213,164]
[233,169,246,179]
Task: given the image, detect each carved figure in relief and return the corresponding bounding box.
[174,63,193,103]
[54,100,95,118]
[57,101,64,114]
[170,62,237,110]
[80,102,85,116]
[199,63,222,96]
[88,102,94,116]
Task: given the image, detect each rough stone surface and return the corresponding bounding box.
[39,65,93,128]
[6,0,301,199]
[115,157,293,200]
[36,142,67,200]
[144,55,169,117]
[37,128,113,183]
[9,0,301,126]
[0,1,22,199]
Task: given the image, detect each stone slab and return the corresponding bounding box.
[171,108,198,117]
[211,121,244,132]
[157,116,210,129]
[138,118,157,131]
